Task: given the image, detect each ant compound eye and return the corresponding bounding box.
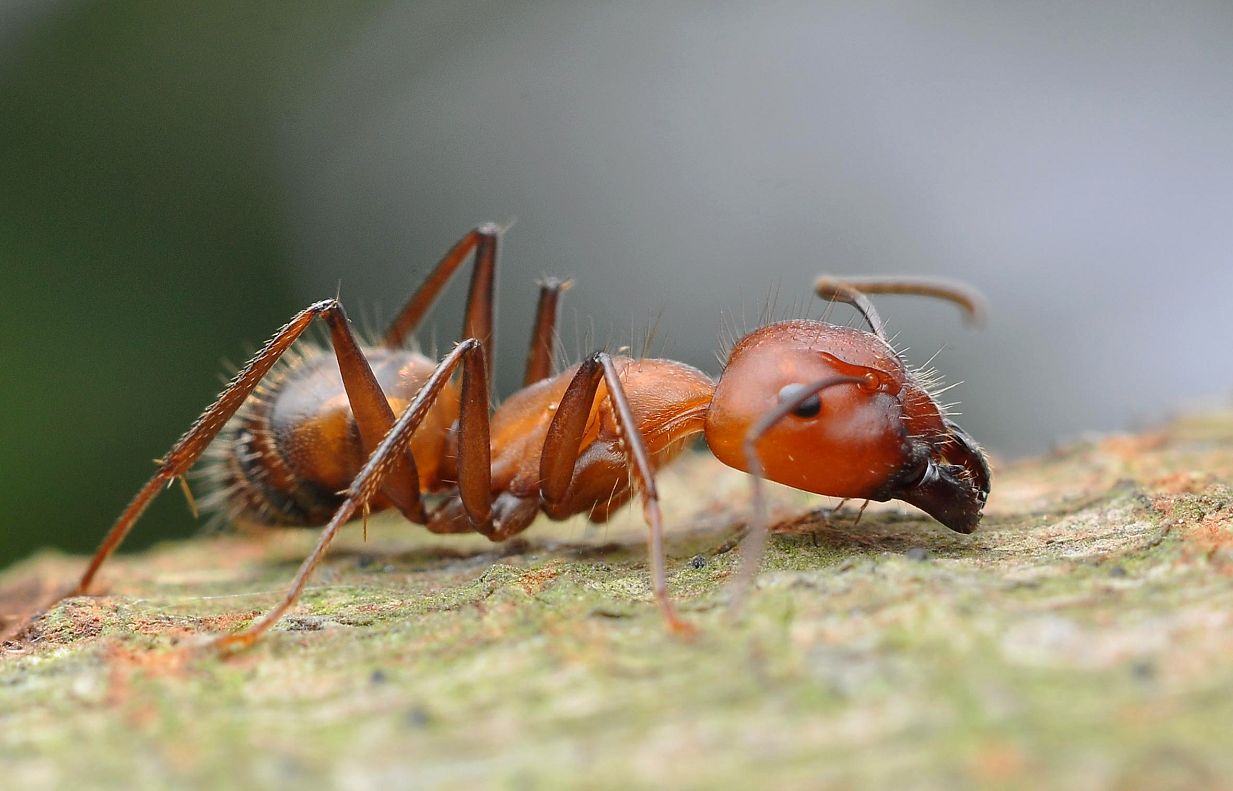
[793,395,822,418]
[777,384,822,419]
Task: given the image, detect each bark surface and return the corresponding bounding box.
[3,408,1232,789]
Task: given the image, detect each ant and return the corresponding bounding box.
[45,224,989,651]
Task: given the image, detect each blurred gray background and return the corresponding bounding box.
[3,1,1231,565]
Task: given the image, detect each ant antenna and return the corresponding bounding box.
[813,279,887,340]
[815,276,987,332]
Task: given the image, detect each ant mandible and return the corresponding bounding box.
[57,224,989,650]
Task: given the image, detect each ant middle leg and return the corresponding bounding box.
[539,352,693,634]
[423,275,571,539]
[732,374,865,613]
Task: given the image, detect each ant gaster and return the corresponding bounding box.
[52,225,989,649]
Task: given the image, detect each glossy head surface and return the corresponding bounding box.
[706,321,912,498]
[704,320,988,532]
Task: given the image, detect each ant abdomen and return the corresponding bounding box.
[201,345,459,528]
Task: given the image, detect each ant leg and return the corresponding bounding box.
[540,353,693,634]
[447,340,495,529]
[522,277,570,386]
[70,299,424,600]
[733,374,864,614]
[211,339,489,652]
[382,224,500,384]
[815,276,986,339]
[320,305,424,522]
[73,300,336,597]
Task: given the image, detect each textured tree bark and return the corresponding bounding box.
[2,407,1232,788]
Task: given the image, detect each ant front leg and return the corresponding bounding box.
[731,375,864,614]
[423,275,571,539]
[70,299,421,601]
[523,277,570,386]
[211,338,492,652]
[540,352,694,635]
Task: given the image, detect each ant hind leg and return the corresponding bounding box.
[73,299,422,599]
[212,338,493,652]
[11,299,426,647]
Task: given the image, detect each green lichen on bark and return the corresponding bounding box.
[3,408,1233,789]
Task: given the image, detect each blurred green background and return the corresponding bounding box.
[0,4,382,563]
[4,1,1232,568]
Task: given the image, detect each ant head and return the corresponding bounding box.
[704,320,989,533]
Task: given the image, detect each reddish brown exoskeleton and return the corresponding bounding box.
[51,225,988,650]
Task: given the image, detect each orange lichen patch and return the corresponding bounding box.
[102,643,197,727]
[129,620,199,642]
[516,562,564,596]
[113,533,300,585]
[353,600,410,616]
[190,611,259,633]
[129,610,259,641]
[1181,512,1233,567]
[1151,496,1176,520]
[970,741,1028,785]
[1153,487,1233,571]
[105,643,192,684]
[986,455,1112,515]
[1152,472,1219,495]
[1100,432,1169,462]
[35,598,115,645]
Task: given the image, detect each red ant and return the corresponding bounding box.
[51,224,989,650]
